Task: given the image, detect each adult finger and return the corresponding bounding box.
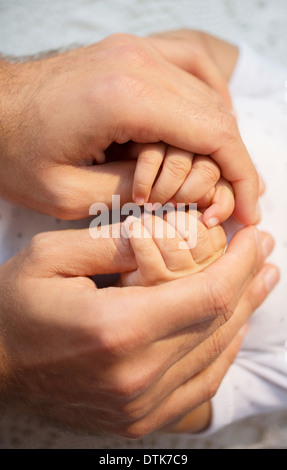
[54,73,258,225]
[111,226,271,338]
[117,79,259,225]
[122,261,279,437]
[45,160,136,220]
[147,30,233,109]
[22,224,137,278]
[123,327,246,438]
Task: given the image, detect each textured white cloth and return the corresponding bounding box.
[207,44,287,434]
[1,0,287,66]
[0,0,287,449]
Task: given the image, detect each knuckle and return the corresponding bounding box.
[165,158,190,179]
[111,375,144,402]
[51,192,84,220]
[41,173,84,220]
[124,74,153,101]
[105,32,135,46]
[189,47,202,65]
[109,73,154,105]
[106,364,152,404]
[197,160,220,185]
[98,314,144,360]
[139,152,158,169]
[174,185,190,204]
[25,232,53,261]
[89,72,152,116]
[115,43,156,70]
[49,198,75,220]
[99,329,131,359]
[217,110,238,142]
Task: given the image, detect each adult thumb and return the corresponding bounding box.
[48,161,136,220]
[24,225,136,278]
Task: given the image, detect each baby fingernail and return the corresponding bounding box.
[206,217,219,228]
[135,197,145,206]
[151,203,162,211]
[264,267,280,291]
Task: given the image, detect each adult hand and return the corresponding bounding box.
[147,29,239,98]
[0,32,258,223]
[0,225,278,437]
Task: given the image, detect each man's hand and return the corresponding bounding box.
[0,32,258,223]
[0,225,278,437]
[147,29,239,98]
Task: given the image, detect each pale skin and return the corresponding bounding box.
[0,30,278,437]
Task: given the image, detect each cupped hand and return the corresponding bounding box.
[0,32,258,223]
[0,224,278,437]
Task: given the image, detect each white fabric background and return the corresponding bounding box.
[0,0,287,449]
[1,0,287,66]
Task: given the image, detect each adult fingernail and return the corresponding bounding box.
[135,197,145,206]
[264,267,280,291]
[261,234,274,258]
[206,217,219,228]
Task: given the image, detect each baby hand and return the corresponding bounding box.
[131,143,235,228]
[120,209,227,287]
